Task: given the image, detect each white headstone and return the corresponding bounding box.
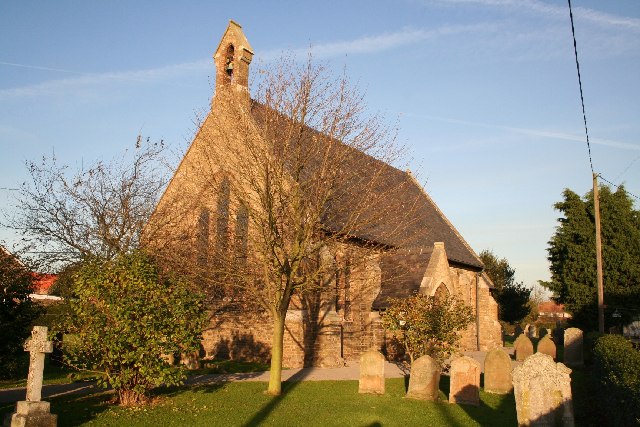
[512,353,574,427]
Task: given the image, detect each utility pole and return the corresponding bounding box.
[593,173,605,333]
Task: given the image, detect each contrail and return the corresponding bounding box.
[0,61,91,75]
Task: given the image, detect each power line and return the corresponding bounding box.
[613,153,640,183]
[567,0,594,174]
[566,3,639,207]
[598,175,640,202]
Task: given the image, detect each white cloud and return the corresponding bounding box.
[2,3,636,101]
[0,61,90,75]
[1,24,495,100]
[406,113,640,151]
[434,0,640,32]
[256,23,496,61]
[0,59,211,100]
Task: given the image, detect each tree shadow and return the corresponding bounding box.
[456,389,517,426]
[241,368,312,427]
[301,292,324,367]
[0,390,115,427]
[439,374,450,397]
[212,332,271,364]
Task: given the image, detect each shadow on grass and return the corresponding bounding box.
[457,388,517,426]
[52,391,115,427]
[430,375,466,427]
[0,390,115,427]
[433,374,517,427]
[571,366,601,427]
[241,369,311,427]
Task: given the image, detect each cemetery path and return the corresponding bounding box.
[0,349,513,404]
[0,382,100,404]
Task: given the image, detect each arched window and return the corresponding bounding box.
[234,203,249,267]
[197,208,210,267]
[434,282,450,301]
[215,177,231,252]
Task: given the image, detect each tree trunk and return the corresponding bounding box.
[118,388,146,406]
[267,312,286,395]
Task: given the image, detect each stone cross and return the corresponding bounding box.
[24,326,53,402]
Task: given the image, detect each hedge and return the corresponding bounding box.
[592,335,640,426]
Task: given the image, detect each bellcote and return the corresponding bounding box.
[213,20,254,106]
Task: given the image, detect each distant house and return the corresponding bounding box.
[30,273,61,302]
[538,301,570,320]
[1,245,61,302]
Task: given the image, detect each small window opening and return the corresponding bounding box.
[225,45,235,82]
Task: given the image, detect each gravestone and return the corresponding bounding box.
[358,350,385,394]
[484,347,513,394]
[512,353,574,427]
[528,325,538,339]
[514,334,534,362]
[514,325,524,337]
[406,355,441,401]
[4,326,57,427]
[563,328,583,367]
[448,356,480,406]
[537,335,557,360]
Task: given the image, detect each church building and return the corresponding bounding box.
[149,21,502,368]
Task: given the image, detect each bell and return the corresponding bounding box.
[226,61,234,71]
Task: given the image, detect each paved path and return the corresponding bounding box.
[0,348,516,404]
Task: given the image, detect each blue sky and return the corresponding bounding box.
[1,0,639,290]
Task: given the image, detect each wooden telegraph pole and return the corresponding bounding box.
[593,173,605,333]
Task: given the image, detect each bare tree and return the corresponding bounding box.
[150,55,419,395]
[3,138,170,269]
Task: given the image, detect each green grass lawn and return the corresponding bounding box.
[1,377,518,426]
[3,350,591,426]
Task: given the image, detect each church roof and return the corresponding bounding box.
[249,102,483,272]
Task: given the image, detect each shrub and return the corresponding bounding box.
[592,335,640,426]
[59,250,207,406]
[382,294,474,365]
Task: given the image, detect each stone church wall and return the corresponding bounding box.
[200,249,384,368]
[201,258,501,368]
[452,267,502,351]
